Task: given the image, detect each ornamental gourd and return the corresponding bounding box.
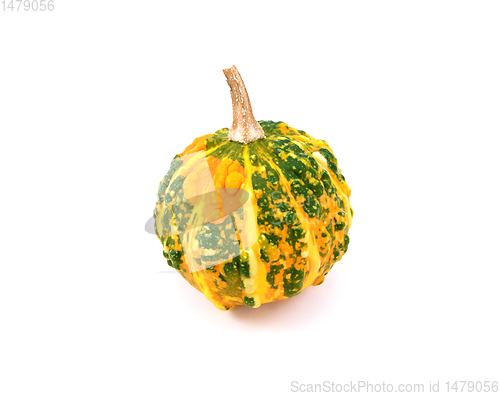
[154,66,353,310]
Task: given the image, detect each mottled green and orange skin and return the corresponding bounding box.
[154,121,353,310]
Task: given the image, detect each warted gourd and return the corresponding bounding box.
[154,66,353,310]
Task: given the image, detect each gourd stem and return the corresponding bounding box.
[223,65,266,144]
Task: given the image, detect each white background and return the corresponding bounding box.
[1,1,499,395]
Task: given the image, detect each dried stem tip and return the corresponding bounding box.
[223,65,265,144]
